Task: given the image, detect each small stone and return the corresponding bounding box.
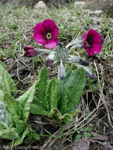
[92,10,103,17]
[83,9,102,17]
[74,2,85,9]
[93,10,102,14]
[34,1,46,9]
[85,0,113,17]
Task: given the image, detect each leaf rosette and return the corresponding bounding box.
[30,67,86,123]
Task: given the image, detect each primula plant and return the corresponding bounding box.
[0,18,102,146]
[0,62,37,146]
[23,19,102,122]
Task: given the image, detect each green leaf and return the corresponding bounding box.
[63,114,73,123]
[1,93,26,134]
[63,69,72,85]
[17,81,37,122]
[0,128,19,140]
[0,61,6,69]
[30,103,48,116]
[4,93,21,123]
[0,62,16,96]
[37,67,49,109]
[30,97,49,115]
[32,133,40,140]
[85,126,92,131]
[15,120,26,134]
[0,92,14,129]
[80,128,84,132]
[48,108,73,123]
[67,108,81,116]
[84,132,91,138]
[46,78,60,110]
[66,68,86,111]
[77,130,80,134]
[59,86,69,114]
[32,97,45,108]
[13,127,29,146]
[48,108,62,118]
[0,90,4,102]
[0,123,5,130]
[76,134,82,140]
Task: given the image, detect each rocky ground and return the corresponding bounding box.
[0,2,113,150]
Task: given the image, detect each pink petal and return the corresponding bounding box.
[33,23,46,34]
[33,22,47,44]
[44,39,58,49]
[90,43,101,54]
[33,32,46,44]
[24,50,38,57]
[43,19,56,32]
[82,33,88,48]
[24,47,34,51]
[87,29,101,43]
[86,43,101,56]
[52,25,59,39]
[24,53,28,57]
[83,33,88,42]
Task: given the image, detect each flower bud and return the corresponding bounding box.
[68,56,89,66]
[76,64,96,79]
[24,47,51,58]
[45,60,54,67]
[58,60,66,80]
[45,51,55,67]
[83,67,96,79]
[24,47,39,57]
[79,58,89,66]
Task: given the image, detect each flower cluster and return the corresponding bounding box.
[24,19,102,80]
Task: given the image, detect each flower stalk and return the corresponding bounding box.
[65,37,83,52]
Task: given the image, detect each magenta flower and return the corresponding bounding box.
[33,19,59,49]
[24,47,38,57]
[83,29,102,56]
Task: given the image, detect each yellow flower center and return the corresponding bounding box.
[85,41,90,47]
[46,33,52,40]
